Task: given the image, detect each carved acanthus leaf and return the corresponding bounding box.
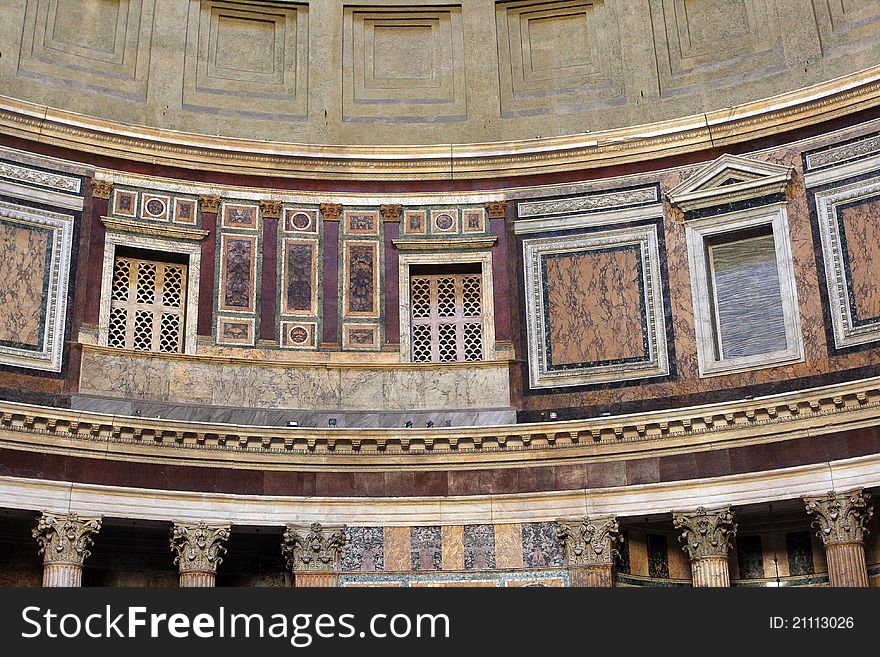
[556,516,621,566]
[804,490,873,546]
[282,522,347,572]
[673,506,737,560]
[170,522,231,573]
[32,512,102,565]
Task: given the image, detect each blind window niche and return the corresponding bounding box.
[685,204,804,377]
[705,227,788,360]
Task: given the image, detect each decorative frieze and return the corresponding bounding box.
[803,490,873,546]
[673,506,737,561]
[170,521,231,577]
[282,522,347,573]
[556,516,621,566]
[517,187,656,219]
[33,512,102,566]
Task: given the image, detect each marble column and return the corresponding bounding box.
[557,516,622,587]
[804,489,873,587]
[170,521,231,587]
[282,522,347,587]
[32,512,102,587]
[673,506,737,587]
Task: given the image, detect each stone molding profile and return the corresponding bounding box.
[556,516,622,566]
[673,506,737,561]
[32,512,102,565]
[282,522,347,572]
[804,490,873,546]
[170,521,231,574]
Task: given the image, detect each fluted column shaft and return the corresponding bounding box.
[179,571,217,588]
[691,556,730,587]
[42,563,84,587]
[673,506,737,588]
[569,564,614,587]
[804,490,873,587]
[294,573,340,587]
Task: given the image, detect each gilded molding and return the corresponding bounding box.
[380,204,402,222]
[32,512,102,566]
[100,216,209,241]
[199,195,221,213]
[556,517,621,566]
[170,521,231,574]
[320,203,343,222]
[259,200,283,219]
[0,66,878,180]
[673,506,737,561]
[282,522,347,573]
[804,490,873,546]
[484,201,507,219]
[392,237,497,251]
[90,179,112,199]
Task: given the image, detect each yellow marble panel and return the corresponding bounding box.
[627,530,649,577]
[384,526,411,572]
[494,523,524,569]
[441,525,464,570]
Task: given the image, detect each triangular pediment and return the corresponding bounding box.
[667,154,794,213]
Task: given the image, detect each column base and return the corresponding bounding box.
[42,563,83,587]
[293,573,339,587]
[179,571,217,587]
[825,542,869,587]
[691,556,730,587]
[568,564,614,587]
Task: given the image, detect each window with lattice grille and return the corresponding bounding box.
[108,256,187,353]
[410,273,484,362]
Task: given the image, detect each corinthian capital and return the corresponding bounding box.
[556,516,621,566]
[673,506,737,560]
[170,522,231,574]
[804,490,873,546]
[282,522,347,572]
[320,203,343,222]
[90,179,113,199]
[380,204,402,222]
[33,512,102,565]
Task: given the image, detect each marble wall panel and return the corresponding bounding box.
[521,522,563,568]
[383,526,410,572]
[544,247,645,365]
[0,220,51,348]
[218,235,257,314]
[839,197,880,322]
[281,239,317,316]
[341,527,384,572]
[463,524,496,570]
[411,526,442,571]
[441,526,463,570]
[494,523,524,569]
[0,201,73,373]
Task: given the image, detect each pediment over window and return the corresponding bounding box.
[666,154,794,213]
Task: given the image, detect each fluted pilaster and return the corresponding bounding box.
[557,516,621,587]
[282,522,346,588]
[170,521,231,587]
[804,489,873,587]
[32,512,102,588]
[673,506,736,587]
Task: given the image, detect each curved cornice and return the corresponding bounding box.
[2,375,880,468]
[1,66,879,182]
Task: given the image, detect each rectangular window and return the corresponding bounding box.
[107,256,187,353]
[706,227,788,360]
[409,272,484,363]
[685,204,804,376]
